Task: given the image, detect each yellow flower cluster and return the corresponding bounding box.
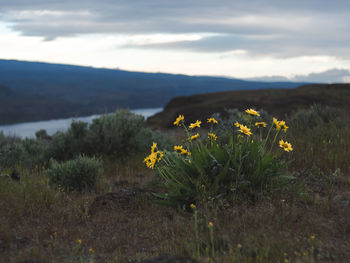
[208,132,217,141]
[144,142,164,169]
[174,145,191,155]
[273,118,288,132]
[173,114,184,126]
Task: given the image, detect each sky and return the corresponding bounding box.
[1,0,350,80]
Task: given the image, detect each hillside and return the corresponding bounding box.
[0,59,303,124]
[147,84,350,128]
[0,85,95,125]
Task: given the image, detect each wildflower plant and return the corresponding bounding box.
[144,109,294,207]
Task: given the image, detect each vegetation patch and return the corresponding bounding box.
[47,155,103,192]
[145,109,295,207]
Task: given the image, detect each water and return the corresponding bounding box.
[0,108,163,139]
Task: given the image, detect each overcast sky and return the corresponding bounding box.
[1,0,350,79]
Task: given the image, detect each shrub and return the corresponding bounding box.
[144,109,294,207]
[35,129,51,140]
[47,155,103,192]
[0,143,25,169]
[45,121,90,161]
[289,104,340,130]
[1,110,172,168]
[87,110,146,156]
[45,110,172,161]
[0,135,49,169]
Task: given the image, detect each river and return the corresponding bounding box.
[0,108,163,139]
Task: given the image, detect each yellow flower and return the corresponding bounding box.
[144,143,164,169]
[89,248,94,253]
[245,108,260,116]
[189,120,202,129]
[273,117,281,130]
[279,140,293,152]
[234,122,241,127]
[77,239,82,245]
[279,120,289,132]
[173,114,184,126]
[174,145,184,152]
[143,152,157,169]
[310,235,316,240]
[208,221,213,228]
[237,244,242,249]
[174,145,191,155]
[255,122,267,128]
[207,118,218,124]
[190,203,196,209]
[190,133,199,140]
[238,125,252,136]
[151,142,157,153]
[208,132,217,141]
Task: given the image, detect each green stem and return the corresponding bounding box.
[263,122,273,149]
[194,209,200,258]
[269,129,281,153]
[209,226,215,258]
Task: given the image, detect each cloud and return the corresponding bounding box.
[1,0,350,58]
[246,68,350,83]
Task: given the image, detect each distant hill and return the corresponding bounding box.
[0,85,94,125]
[0,59,304,125]
[147,84,350,128]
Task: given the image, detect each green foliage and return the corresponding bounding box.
[87,110,148,156]
[147,110,294,207]
[35,129,50,140]
[0,138,48,169]
[0,110,172,169]
[0,143,25,168]
[211,109,273,143]
[47,155,103,192]
[46,110,172,161]
[289,104,341,130]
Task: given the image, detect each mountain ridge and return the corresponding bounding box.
[0,59,304,125]
[147,84,350,128]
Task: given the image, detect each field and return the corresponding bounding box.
[0,85,350,262]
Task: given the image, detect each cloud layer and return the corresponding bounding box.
[1,0,350,58]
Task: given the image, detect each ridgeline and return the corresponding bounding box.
[0,59,303,125]
[147,84,350,128]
